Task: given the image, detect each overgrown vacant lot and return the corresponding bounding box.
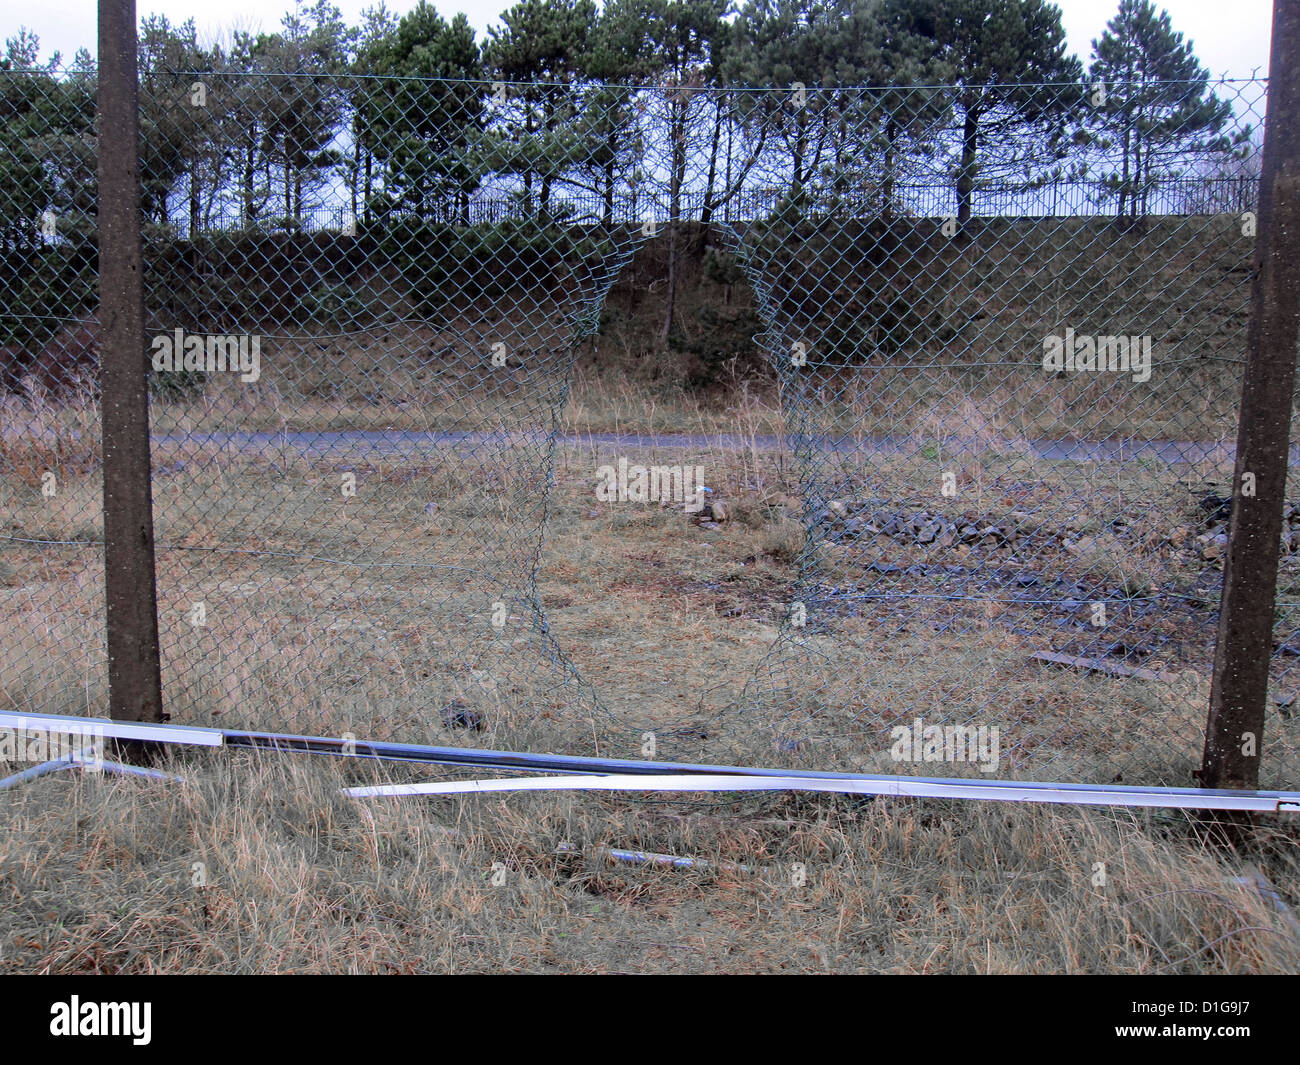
[2,210,1297,972]
[3,421,1300,972]
[9,415,1298,777]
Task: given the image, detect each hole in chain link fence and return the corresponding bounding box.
[0,69,1295,788]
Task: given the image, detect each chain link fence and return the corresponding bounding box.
[1,66,1295,787]
[703,79,1298,787]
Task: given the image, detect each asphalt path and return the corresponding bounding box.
[148,429,1266,464]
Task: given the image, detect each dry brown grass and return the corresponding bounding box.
[2,374,1299,973]
[10,401,1287,778]
[2,754,1297,973]
[0,383,102,490]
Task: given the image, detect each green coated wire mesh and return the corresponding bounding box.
[0,66,1294,787]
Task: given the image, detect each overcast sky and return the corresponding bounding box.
[0,0,1275,78]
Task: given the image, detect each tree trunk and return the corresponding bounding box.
[883,117,898,220]
[352,125,361,222]
[661,221,678,346]
[660,100,686,345]
[243,134,256,224]
[524,98,536,212]
[1119,103,1134,223]
[603,154,615,227]
[697,98,724,264]
[700,96,722,228]
[957,107,979,228]
[189,155,201,238]
[792,129,806,199]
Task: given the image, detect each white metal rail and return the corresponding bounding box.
[1,710,1297,812]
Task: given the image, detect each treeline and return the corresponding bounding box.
[0,0,1257,250]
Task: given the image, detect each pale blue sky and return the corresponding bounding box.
[0,0,1275,78]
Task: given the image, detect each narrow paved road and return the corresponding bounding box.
[150,429,1270,464]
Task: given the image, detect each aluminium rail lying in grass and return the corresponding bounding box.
[1,710,1298,813]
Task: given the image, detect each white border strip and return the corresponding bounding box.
[0,711,223,747]
[343,773,1298,811]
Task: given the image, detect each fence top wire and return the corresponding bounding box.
[0,65,1268,88]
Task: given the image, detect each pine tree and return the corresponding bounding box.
[639,0,730,341]
[367,2,484,223]
[1085,0,1240,224]
[137,15,215,232]
[895,0,1083,229]
[580,0,663,226]
[244,2,353,228]
[483,0,597,216]
[349,3,401,226]
[725,0,947,217]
